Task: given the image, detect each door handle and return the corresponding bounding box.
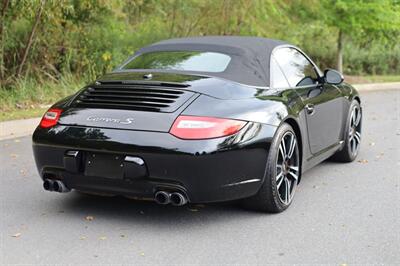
[305,104,315,115]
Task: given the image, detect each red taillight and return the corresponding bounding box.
[170,115,247,140]
[39,108,62,128]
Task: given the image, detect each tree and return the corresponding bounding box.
[321,0,400,73]
[16,0,46,77]
[0,0,10,79]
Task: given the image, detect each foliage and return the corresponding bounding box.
[0,0,399,114]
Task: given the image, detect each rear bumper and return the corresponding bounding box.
[32,123,276,203]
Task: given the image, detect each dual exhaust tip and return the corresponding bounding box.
[43,179,70,193]
[43,179,185,205]
[155,191,187,206]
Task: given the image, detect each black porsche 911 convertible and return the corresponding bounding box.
[32,36,362,212]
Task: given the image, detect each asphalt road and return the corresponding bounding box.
[1,89,399,265]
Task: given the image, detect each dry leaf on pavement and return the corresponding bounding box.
[12,233,21,238]
[85,215,94,221]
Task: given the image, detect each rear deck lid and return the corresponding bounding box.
[58,79,197,132]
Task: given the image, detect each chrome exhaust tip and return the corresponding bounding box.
[43,179,54,191]
[154,191,170,205]
[52,180,71,193]
[170,192,187,206]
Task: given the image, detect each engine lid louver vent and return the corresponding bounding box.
[73,82,194,113]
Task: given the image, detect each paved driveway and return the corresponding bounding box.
[1,89,399,265]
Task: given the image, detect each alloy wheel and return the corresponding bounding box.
[349,105,362,156]
[276,131,299,205]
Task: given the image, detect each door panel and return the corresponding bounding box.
[272,47,345,155]
[296,85,344,154]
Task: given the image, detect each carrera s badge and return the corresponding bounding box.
[86,116,134,125]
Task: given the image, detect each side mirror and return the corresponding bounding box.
[324,69,344,85]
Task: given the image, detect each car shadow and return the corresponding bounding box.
[48,158,352,227]
[52,159,348,227]
[56,191,266,228]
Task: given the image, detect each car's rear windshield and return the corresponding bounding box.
[121,51,231,73]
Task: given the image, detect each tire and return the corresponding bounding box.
[330,100,362,162]
[242,123,300,213]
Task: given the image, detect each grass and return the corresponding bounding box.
[344,75,400,84]
[0,107,47,122]
[0,74,399,122]
[0,74,86,121]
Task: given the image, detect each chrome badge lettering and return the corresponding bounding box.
[87,116,134,125]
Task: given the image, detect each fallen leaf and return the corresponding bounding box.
[369,142,375,146]
[80,236,87,240]
[188,208,199,212]
[10,154,18,159]
[99,236,107,240]
[19,169,27,176]
[140,252,145,256]
[85,215,94,221]
[14,139,21,143]
[357,159,368,164]
[12,233,21,238]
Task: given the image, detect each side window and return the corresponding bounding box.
[271,56,290,88]
[273,47,319,87]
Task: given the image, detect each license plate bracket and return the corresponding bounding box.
[84,153,124,179]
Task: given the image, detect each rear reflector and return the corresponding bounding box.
[39,108,62,128]
[170,115,247,139]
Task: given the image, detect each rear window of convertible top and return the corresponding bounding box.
[121,51,231,73]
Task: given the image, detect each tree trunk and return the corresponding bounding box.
[169,0,178,37]
[0,0,10,79]
[337,29,343,73]
[16,0,46,77]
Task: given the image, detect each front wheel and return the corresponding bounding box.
[331,100,362,162]
[242,123,300,213]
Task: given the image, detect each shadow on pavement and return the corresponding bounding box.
[55,191,266,228]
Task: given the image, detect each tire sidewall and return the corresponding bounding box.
[343,100,362,161]
[263,123,299,212]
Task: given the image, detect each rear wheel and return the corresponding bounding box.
[242,123,300,213]
[331,100,362,162]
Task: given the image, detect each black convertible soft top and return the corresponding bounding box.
[131,36,288,87]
